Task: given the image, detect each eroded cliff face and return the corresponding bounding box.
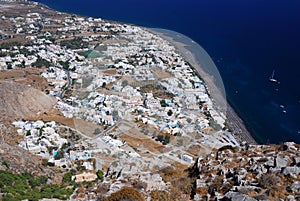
[193,142,300,201]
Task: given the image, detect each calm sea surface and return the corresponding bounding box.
[34,0,300,144]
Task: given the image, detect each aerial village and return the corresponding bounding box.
[0,2,241,199]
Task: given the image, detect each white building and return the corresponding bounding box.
[181,154,194,164]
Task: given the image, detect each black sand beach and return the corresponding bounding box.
[147,28,257,145]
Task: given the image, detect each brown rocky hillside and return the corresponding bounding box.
[0,81,57,121]
[193,142,300,201]
[0,142,56,177]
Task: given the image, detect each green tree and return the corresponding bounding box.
[2,160,9,169]
[160,100,168,107]
[32,57,51,68]
[96,170,104,181]
[26,130,31,136]
[164,136,170,144]
[0,170,73,201]
[59,60,70,70]
[167,109,173,116]
[157,135,164,142]
[63,172,73,184]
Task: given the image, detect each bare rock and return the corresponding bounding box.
[286,195,296,201]
[282,167,300,177]
[223,192,257,201]
[288,181,300,194]
[275,156,290,168]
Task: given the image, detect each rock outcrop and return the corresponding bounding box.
[194,142,300,200]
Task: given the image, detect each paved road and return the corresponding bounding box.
[58,68,72,102]
[92,119,124,140]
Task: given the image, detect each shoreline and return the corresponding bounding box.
[29,1,257,145]
[146,28,257,145]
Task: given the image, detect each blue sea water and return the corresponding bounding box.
[34,0,300,144]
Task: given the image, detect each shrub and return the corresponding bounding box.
[93,128,101,135]
[258,174,279,189]
[157,135,170,145]
[132,180,147,190]
[2,160,9,168]
[150,190,169,201]
[60,37,88,49]
[63,172,73,184]
[32,57,51,68]
[167,109,173,116]
[0,170,73,200]
[103,187,144,201]
[160,100,168,107]
[96,170,104,181]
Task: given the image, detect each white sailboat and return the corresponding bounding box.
[269,69,277,83]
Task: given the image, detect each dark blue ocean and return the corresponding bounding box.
[34,0,300,144]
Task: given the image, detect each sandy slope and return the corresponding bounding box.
[0,81,57,121]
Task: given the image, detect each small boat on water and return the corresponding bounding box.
[282,110,287,114]
[269,69,278,83]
